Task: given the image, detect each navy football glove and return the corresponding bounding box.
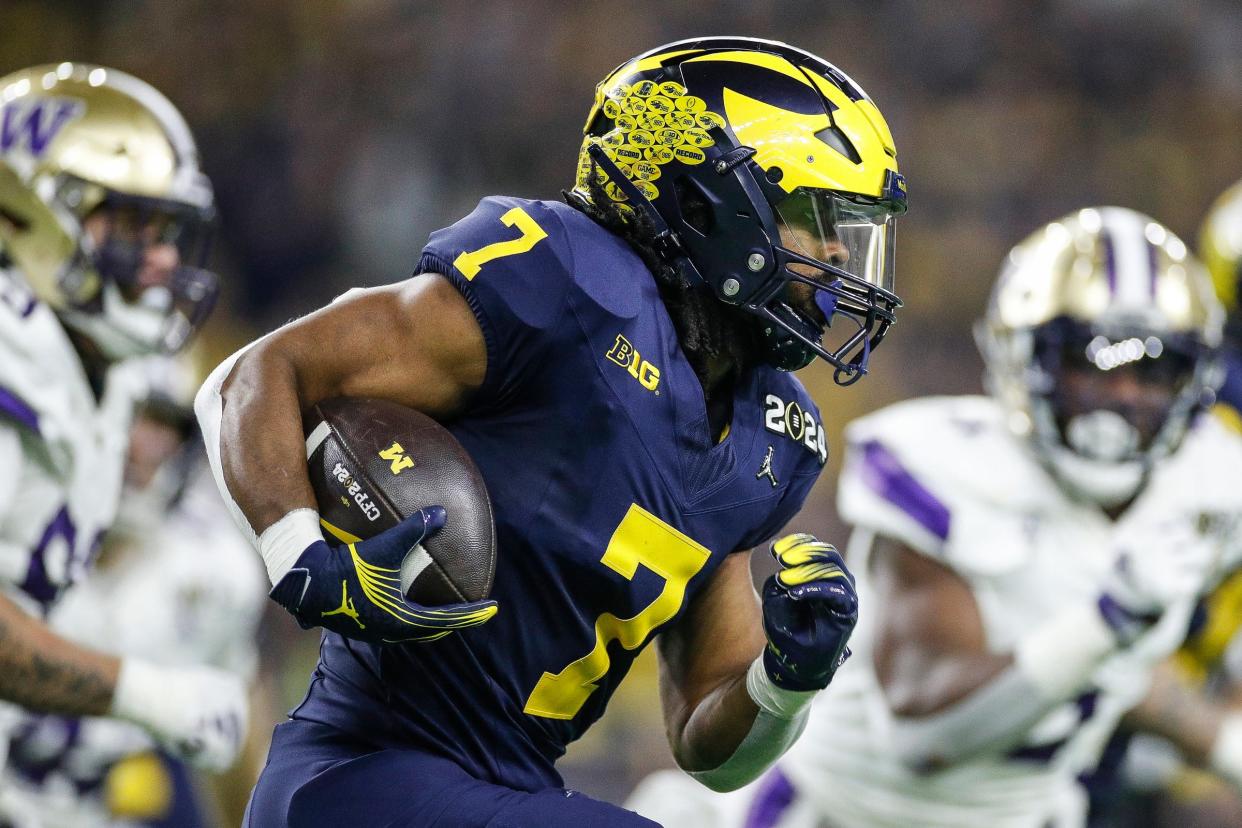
[269,506,498,644]
[761,533,858,691]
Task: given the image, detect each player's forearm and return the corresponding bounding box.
[670,667,758,771]
[675,659,816,792]
[217,341,318,535]
[0,592,119,715]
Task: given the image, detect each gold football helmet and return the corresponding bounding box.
[978,207,1223,506]
[0,63,217,358]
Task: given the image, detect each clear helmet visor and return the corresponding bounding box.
[775,187,897,295]
[759,186,900,381]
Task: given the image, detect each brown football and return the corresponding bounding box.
[303,397,496,605]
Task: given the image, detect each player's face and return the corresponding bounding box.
[1051,339,1196,451]
[83,205,184,299]
[778,222,849,330]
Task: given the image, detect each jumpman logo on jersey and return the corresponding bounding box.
[756,445,779,488]
[322,581,365,629]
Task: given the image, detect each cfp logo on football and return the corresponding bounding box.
[606,334,661,393]
[330,462,382,522]
[764,394,827,464]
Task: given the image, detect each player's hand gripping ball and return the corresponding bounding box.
[270,507,498,644]
[761,534,858,691]
[271,397,500,644]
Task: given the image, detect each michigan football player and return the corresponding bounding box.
[195,38,905,826]
[0,64,243,776]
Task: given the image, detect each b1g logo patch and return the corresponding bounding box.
[606,334,661,393]
[764,394,827,464]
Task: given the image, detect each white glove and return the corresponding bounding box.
[1096,517,1221,646]
[1105,517,1221,615]
[110,658,249,772]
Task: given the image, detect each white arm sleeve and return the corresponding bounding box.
[687,657,817,792]
[193,345,260,550]
[890,601,1120,771]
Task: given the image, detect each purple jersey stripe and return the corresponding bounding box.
[744,767,797,828]
[858,439,951,541]
[0,386,39,434]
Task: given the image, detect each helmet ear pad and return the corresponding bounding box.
[665,162,783,307]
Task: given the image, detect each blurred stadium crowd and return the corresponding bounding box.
[5,0,1242,824]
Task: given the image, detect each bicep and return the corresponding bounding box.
[871,535,1010,716]
[231,272,487,418]
[657,552,765,736]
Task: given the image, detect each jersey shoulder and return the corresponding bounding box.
[417,197,656,404]
[838,395,1059,574]
[0,269,87,444]
[419,196,647,319]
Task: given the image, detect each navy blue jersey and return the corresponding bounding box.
[293,197,826,791]
[1215,341,1242,430]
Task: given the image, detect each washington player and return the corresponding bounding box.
[0,359,268,827]
[629,207,1242,828]
[0,64,245,773]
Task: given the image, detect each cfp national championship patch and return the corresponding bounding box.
[764,394,827,464]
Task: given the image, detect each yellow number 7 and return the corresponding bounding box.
[524,504,711,720]
[452,207,548,280]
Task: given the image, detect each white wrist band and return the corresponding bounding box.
[1210,712,1242,790]
[257,508,324,585]
[1013,600,1118,700]
[110,657,162,722]
[745,655,818,720]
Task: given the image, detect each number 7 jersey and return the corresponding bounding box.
[293,196,828,791]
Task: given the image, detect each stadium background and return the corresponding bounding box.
[5,0,1242,816]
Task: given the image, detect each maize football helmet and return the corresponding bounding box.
[978,207,1223,506]
[0,63,218,359]
[1200,179,1242,331]
[570,37,907,380]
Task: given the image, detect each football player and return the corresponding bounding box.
[1084,177,1242,827]
[195,38,906,826]
[0,358,268,827]
[0,64,245,774]
[630,207,1242,828]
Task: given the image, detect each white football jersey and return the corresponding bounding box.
[772,395,1242,828]
[0,267,141,613]
[0,471,267,827]
[0,267,145,776]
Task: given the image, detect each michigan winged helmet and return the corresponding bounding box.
[978,207,1223,505]
[1200,179,1242,330]
[0,63,218,358]
[569,37,907,381]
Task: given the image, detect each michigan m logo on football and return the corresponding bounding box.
[378,442,415,475]
[605,334,660,392]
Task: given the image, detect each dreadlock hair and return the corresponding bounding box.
[564,169,760,395]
